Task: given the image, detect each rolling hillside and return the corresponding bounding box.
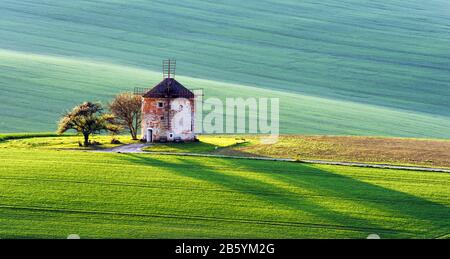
[1,0,450,137]
[2,49,450,137]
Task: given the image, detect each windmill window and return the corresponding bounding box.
[160,116,165,120]
[157,102,164,108]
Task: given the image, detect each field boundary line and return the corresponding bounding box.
[134,151,450,173]
[434,233,450,239]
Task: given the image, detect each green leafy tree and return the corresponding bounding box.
[57,102,120,146]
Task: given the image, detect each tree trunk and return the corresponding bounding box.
[131,128,137,140]
[136,115,139,140]
[132,115,139,140]
[83,133,89,146]
[129,124,137,140]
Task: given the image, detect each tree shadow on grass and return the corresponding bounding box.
[145,141,217,153]
[265,164,450,237]
[146,139,262,157]
[115,154,450,238]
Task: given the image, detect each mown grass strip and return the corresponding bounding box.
[0,132,69,142]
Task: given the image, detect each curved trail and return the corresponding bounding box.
[100,143,149,153]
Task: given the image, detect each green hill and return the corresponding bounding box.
[2,49,450,137]
[1,0,449,137]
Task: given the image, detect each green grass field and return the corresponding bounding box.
[0,136,449,238]
[1,0,450,137]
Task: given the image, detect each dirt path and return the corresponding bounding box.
[97,144,450,173]
[100,143,149,153]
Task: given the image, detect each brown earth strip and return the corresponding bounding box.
[215,135,450,169]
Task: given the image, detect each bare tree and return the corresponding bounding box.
[109,92,142,140]
[57,102,120,146]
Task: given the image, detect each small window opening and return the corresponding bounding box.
[157,102,164,108]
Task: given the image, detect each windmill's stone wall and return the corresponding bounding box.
[141,97,196,142]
